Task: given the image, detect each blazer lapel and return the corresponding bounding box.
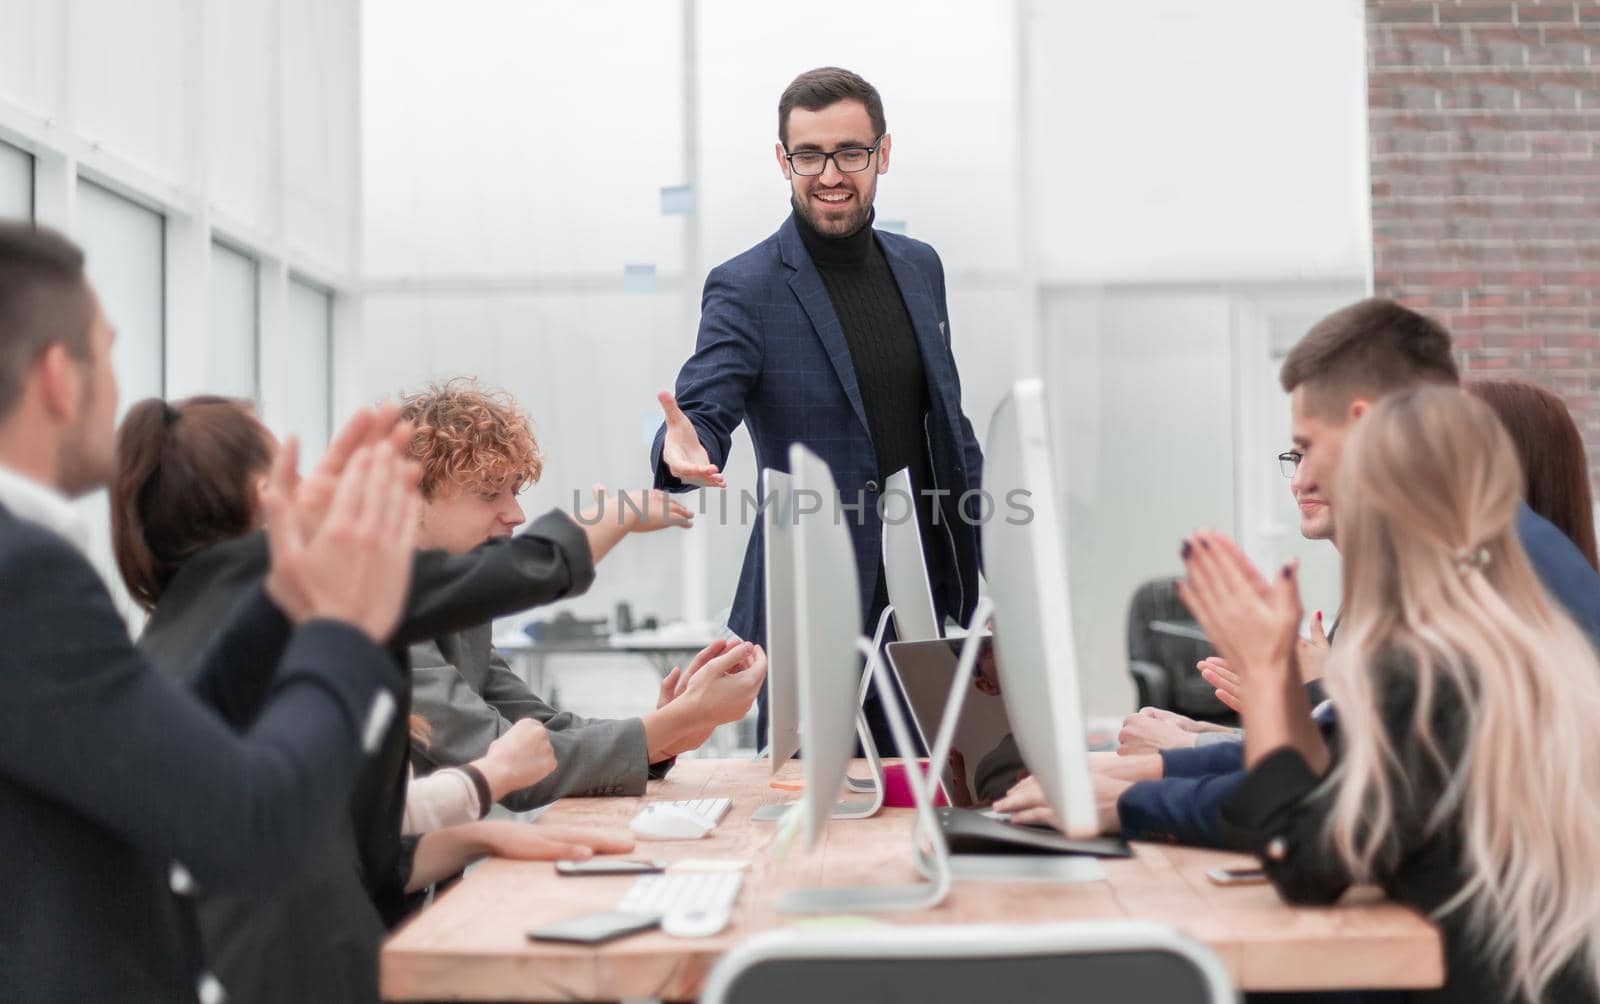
[778,217,871,439]
[879,238,960,423]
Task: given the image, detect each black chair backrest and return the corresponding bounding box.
[721,948,1220,1004]
[1126,577,1222,716]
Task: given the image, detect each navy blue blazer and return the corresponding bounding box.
[1118,503,1600,847]
[651,214,984,643]
[0,503,401,1002]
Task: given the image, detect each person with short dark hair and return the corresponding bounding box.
[650,66,984,748]
[0,221,420,1003]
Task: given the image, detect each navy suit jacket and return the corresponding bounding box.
[652,214,984,643]
[1118,503,1600,848]
[0,503,401,1002]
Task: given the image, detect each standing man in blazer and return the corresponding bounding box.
[651,67,984,745]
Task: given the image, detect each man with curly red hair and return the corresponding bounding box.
[404,379,765,806]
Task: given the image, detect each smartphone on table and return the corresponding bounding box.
[1205,865,1267,886]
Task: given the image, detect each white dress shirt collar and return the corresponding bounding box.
[0,462,89,551]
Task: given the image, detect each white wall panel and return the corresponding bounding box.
[205,0,276,228]
[1025,0,1370,282]
[362,0,683,278]
[0,140,31,219]
[68,0,189,183]
[0,0,62,117]
[283,0,360,271]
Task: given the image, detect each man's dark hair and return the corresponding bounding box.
[0,222,94,420]
[1279,297,1459,417]
[778,67,886,147]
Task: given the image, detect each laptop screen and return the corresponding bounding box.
[884,635,1023,806]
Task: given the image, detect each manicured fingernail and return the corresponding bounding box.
[1199,537,1211,550]
[1180,541,1192,559]
[1281,563,1293,578]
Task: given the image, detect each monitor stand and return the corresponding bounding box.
[776,635,952,914]
[752,607,892,822]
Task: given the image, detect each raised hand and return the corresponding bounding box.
[263,439,421,642]
[1178,531,1302,686]
[294,402,416,540]
[657,391,725,488]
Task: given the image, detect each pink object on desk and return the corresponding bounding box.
[880,762,950,808]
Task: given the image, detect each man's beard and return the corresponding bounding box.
[794,187,874,238]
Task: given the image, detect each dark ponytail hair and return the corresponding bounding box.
[111,396,275,611]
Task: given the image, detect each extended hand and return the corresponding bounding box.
[581,486,694,534]
[657,391,725,488]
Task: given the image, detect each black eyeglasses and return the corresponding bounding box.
[1277,451,1303,478]
[783,138,884,177]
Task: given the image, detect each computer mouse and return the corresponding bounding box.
[629,803,713,841]
[662,905,731,938]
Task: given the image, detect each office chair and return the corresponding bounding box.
[1126,576,1227,718]
[700,921,1236,1004]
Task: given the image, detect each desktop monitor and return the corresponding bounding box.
[880,466,941,643]
[761,468,801,772]
[981,378,1097,839]
[788,444,865,849]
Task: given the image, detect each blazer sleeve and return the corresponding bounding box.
[0,528,401,895]
[1161,740,1246,778]
[397,509,596,645]
[651,263,765,490]
[1219,661,1454,905]
[408,643,653,810]
[1117,770,1248,849]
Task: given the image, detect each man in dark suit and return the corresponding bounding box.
[0,222,418,1002]
[651,67,984,745]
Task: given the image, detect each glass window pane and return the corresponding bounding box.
[209,242,258,400]
[72,179,166,627]
[282,278,332,463]
[0,141,31,220]
[75,179,164,414]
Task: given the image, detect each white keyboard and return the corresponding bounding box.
[617,870,743,918]
[669,797,731,824]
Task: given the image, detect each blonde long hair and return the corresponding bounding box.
[1323,386,1600,1000]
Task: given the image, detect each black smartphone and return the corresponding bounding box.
[554,858,667,877]
[527,911,661,945]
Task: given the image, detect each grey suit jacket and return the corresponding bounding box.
[409,624,668,809]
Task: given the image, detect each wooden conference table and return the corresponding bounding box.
[382,758,1443,1001]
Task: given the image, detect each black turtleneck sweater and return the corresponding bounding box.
[792,204,949,610]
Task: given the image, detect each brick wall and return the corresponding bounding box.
[1366,1,1600,480]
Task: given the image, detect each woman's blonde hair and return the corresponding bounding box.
[1324,385,1600,999]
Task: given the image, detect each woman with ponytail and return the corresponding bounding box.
[1182,386,1600,1002]
[110,395,627,1004]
